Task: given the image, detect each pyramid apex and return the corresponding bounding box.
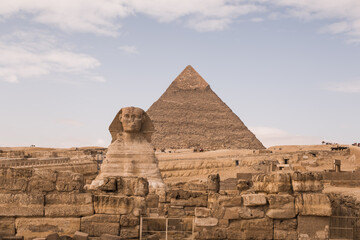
[170,65,209,90]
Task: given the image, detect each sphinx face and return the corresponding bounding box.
[120,107,144,133]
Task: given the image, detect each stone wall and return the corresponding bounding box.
[0,168,338,240]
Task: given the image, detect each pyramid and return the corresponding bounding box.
[147,65,265,150]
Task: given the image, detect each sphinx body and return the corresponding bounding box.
[91,107,165,190]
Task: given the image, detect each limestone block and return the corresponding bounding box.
[45,233,60,240]
[195,207,210,218]
[28,169,57,193]
[168,207,185,217]
[93,195,134,215]
[207,174,220,193]
[242,194,267,207]
[15,218,80,240]
[296,193,332,216]
[292,172,323,192]
[252,173,291,193]
[73,231,88,240]
[0,193,44,217]
[81,214,120,237]
[195,217,218,227]
[227,218,273,240]
[0,168,32,192]
[120,226,139,239]
[266,194,296,219]
[120,215,139,227]
[297,216,330,240]
[237,179,250,192]
[98,178,116,191]
[169,190,207,207]
[100,234,121,240]
[145,194,159,208]
[45,193,93,217]
[223,207,264,220]
[116,177,149,196]
[274,219,297,240]
[56,171,84,192]
[0,217,15,236]
[196,228,227,240]
[218,195,242,207]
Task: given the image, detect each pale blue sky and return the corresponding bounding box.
[0,1,359,148]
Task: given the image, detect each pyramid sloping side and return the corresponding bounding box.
[147,68,265,150]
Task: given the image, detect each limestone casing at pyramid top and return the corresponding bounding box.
[169,65,210,91]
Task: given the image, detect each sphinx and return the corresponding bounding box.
[90,107,165,190]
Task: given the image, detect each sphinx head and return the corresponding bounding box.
[109,106,154,143]
[119,107,144,133]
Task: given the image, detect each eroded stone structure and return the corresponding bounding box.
[90,107,165,190]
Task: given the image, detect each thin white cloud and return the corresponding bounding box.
[0,31,105,83]
[96,138,107,147]
[326,80,360,93]
[249,126,322,147]
[1,0,360,41]
[118,45,139,55]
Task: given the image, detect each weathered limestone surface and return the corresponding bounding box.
[0,193,44,216]
[45,193,93,217]
[266,194,296,219]
[15,218,80,239]
[223,207,264,220]
[91,107,165,190]
[297,216,330,240]
[169,190,207,207]
[242,193,267,206]
[218,195,242,207]
[195,217,218,227]
[292,172,323,192]
[56,171,84,192]
[274,219,297,240]
[0,217,15,236]
[81,214,120,237]
[93,195,134,215]
[195,207,210,218]
[296,193,332,216]
[227,218,273,240]
[252,173,292,193]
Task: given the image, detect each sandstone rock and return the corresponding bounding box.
[297,216,330,240]
[45,193,93,217]
[28,169,57,192]
[120,226,139,239]
[242,193,267,207]
[292,172,323,192]
[266,194,296,219]
[195,218,218,227]
[56,171,84,192]
[195,208,210,218]
[274,219,297,240]
[73,231,88,240]
[252,173,291,193]
[59,236,72,240]
[0,217,15,236]
[81,214,120,236]
[15,218,80,240]
[227,218,273,240]
[168,207,185,217]
[296,193,332,216]
[207,174,220,193]
[0,193,44,217]
[93,195,134,215]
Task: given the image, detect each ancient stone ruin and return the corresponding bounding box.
[1,66,360,240]
[147,65,265,150]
